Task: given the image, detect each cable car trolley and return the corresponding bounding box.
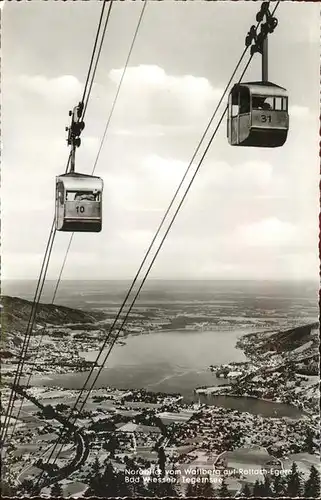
[55,102,103,232]
[227,81,288,148]
[55,172,103,232]
[227,2,289,148]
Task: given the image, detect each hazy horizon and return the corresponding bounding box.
[2,278,319,283]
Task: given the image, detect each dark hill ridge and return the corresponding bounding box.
[0,295,107,336]
[236,321,319,378]
[262,323,319,353]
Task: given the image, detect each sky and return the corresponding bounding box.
[1,0,320,281]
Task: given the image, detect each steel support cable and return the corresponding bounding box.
[79,54,255,398]
[70,54,256,419]
[90,0,147,174]
[1,153,71,445]
[1,222,57,445]
[43,83,246,479]
[39,53,250,477]
[37,0,280,480]
[42,0,146,319]
[82,0,114,118]
[42,0,147,329]
[40,34,261,478]
[7,234,75,440]
[81,0,109,107]
[81,0,279,371]
[88,0,282,428]
[3,0,116,444]
[33,3,148,480]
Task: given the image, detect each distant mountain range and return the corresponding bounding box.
[0,295,106,341]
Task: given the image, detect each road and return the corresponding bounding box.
[12,385,89,491]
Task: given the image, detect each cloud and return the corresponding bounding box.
[107,65,222,129]
[111,127,165,138]
[119,229,156,248]
[109,65,216,98]
[289,105,311,118]
[201,160,274,193]
[2,40,318,281]
[105,155,277,219]
[12,74,83,107]
[236,217,298,248]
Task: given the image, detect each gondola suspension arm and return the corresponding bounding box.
[65,101,85,173]
[245,1,278,82]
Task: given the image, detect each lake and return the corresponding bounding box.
[198,394,304,419]
[32,328,248,393]
[30,328,305,419]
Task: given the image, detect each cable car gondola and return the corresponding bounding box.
[227,1,289,148]
[55,172,103,232]
[227,81,289,148]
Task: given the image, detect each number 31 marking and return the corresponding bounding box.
[261,115,272,123]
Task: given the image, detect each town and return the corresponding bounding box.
[1,296,320,497]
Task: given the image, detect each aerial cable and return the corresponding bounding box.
[90,0,147,174]
[44,0,147,317]
[7,232,75,441]
[3,0,114,442]
[68,56,257,423]
[37,19,264,479]
[82,0,114,118]
[32,2,148,482]
[1,0,113,446]
[82,56,255,396]
[81,0,109,108]
[38,1,281,485]
[1,217,58,444]
[1,153,71,446]
[39,58,250,477]
[38,2,280,478]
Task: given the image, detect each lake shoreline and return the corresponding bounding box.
[20,326,312,420]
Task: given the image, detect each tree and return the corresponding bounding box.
[114,470,133,497]
[20,479,34,494]
[241,482,251,497]
[262,475,272,496]
[122,458,149,497]
[197,474,215,497]
[156,479,179,497]
[1,481,16,497]
[304,465,321,498]
[286,462,302,497]
[85,473,104,497]
[85,459,107,497]
[85,461,128,497]
[144,471,161,497]
[253,479,265,497]
[184,474,215,498]
[101,462,121,497]
[51,482,63,497]
[185,481,198,497]
[218,477,230,497]
[104,435,119,457]
[272,473,286,497]
[304,428,315,453]
[92,456,100,477]
[158,446,166,476]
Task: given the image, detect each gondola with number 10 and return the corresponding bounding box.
[55,102,104,232]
